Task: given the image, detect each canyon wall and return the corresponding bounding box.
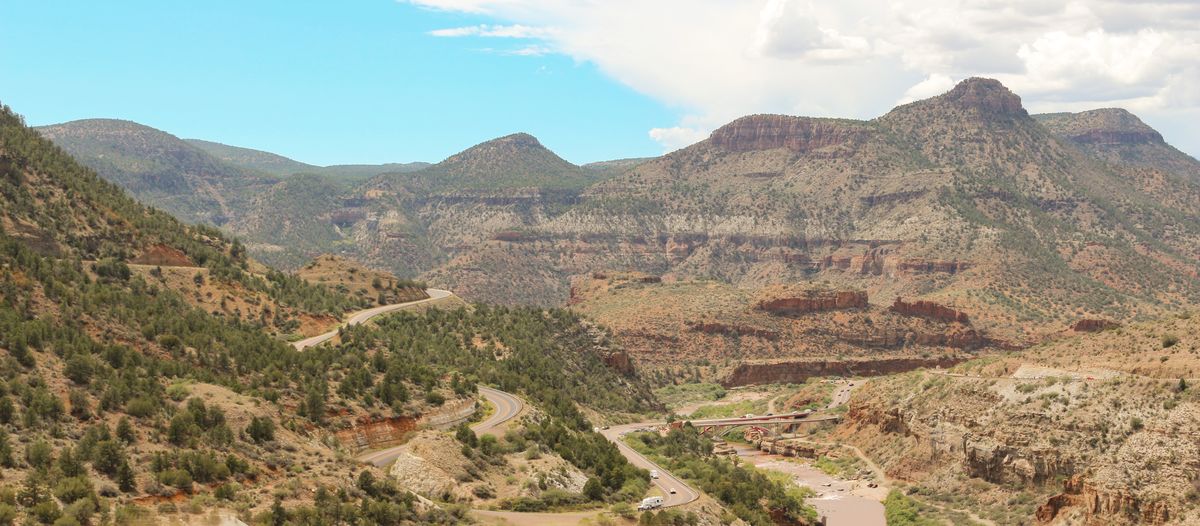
[891,297,970,324]
[722,356,966,387]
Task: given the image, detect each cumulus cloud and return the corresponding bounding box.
[404,0,1200,154]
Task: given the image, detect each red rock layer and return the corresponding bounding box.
[1071,319,1119,332]
[709,115,870,153]
[890,297,970,324]
[130,244,196,267]
[722,356,966,387]
[756,290,868,315]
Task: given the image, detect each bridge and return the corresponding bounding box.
[672,412,842,439]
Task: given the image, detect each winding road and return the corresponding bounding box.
[358,386,526,467]
[601,424,700,508]
[293,288,453,350]
[474,386,524,436]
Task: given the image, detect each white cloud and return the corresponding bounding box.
[898,74,957,105]
[648,126,710,152]
[429,24,554,38]
[404,0,1200,156]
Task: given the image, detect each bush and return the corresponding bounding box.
[246,417,275,444]
[53,477,93,504]
[158,469,193,491]
[1163,334,1180,348]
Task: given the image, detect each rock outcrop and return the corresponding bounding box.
[1037,108,1165,146]
[1071,318,1120,333]
[831,326,985,350]
[131,244,196,267]
[890,297,970,324]
[756,289,869,315]
[1037,475,1173,525]
[941,77,1027,117]
[896,259,971,274]
[709,114,871,153]
[722,356,965,387]
[600,349,635,375]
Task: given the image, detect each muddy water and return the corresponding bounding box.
[732,445,885,526]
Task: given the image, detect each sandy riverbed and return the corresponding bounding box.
[732,445,885,526]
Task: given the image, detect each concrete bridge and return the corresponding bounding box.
[673,412,842,439]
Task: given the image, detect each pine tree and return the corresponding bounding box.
[116,460,136,493]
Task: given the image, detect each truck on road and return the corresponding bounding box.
[638,496,664,510]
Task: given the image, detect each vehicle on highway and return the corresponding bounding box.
[650,469,659,479]
[743,414,754,418]
[669,488,677,494]
[638,496,664,511]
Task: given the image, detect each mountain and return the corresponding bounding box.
[385,78,1200,342]
[372,132,604,193]
[37,79,1200,347]
[184,138,318,176]
[35,119,278,226]
[2,102,672,524]
[185,138,430,181]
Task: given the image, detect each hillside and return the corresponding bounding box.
[570,272,982,385]
[1,102,669,524]
[35,119,278,226]
[184,138,317,176]
[186,138,430,181]
[835,312,1200,525]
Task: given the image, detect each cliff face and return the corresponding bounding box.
[891,297,970,324]
[755,289,868,315]
[721,356,965,387]
[1037,108,1165,146]
[1038,475,1174,525]
[709,115,872,154]
[940,77,1027,118]
[1071,318,1119,332]
[834,320,1200,526]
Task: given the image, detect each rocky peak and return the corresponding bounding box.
[940,77,1027,117]
[1034,108,1165,145]
[708,114,872,153]
[439,132,570,169]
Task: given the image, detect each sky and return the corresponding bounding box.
[2,0,1198,164]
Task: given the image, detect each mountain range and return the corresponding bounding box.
[37,78,1200,346]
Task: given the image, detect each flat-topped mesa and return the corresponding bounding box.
[890,297,969,324]
[755,287,868,315]
[1036,108,1165,146]
[708,114,871,153]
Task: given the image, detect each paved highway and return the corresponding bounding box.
[601,424,700,508]
[474,386,524,436]
[293,288,453,350]
[357,385,525,467]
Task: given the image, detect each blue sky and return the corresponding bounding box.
[0,1,679,165]
[4,1,1198,163]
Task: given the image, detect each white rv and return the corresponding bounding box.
[638,496,664,510]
